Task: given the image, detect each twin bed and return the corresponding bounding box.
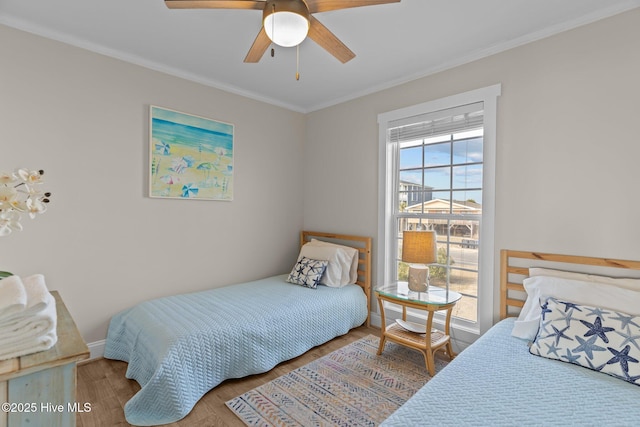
[104,231,371,426]
[382,250,640,426]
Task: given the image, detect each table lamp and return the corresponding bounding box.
[402,230,437,292]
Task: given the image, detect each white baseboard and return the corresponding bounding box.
[369,311,382,328]
[87,339,105,360]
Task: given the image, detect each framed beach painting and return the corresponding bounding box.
[149,106,234,201]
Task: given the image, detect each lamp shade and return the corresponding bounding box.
[402,231,437,264]
[263,0,310,47]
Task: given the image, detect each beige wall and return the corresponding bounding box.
[0,25,306,343]
[305,9,640,314]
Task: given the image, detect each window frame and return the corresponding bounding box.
[377,84,501,338]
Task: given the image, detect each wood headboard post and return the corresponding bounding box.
[300,231,373,326]
[499,249,508,320]
[500,249,640,320]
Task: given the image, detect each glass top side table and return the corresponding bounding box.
[375,282,461,376]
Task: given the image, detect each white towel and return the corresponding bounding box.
[0,274,51,324]
[0,292,57,345]
[0,275,27,320]
[0,273,58,360]
[0,330,58,361]
[21,274,51,316]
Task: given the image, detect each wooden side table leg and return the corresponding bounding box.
[424,309,436,375]
[377,336,387,355]
[423,350,436,376]
[376,294,387,355]
[444,306,456,358]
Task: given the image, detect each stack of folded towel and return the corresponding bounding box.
[0,274,57,360]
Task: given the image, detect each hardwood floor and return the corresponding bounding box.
[76,325,379,427]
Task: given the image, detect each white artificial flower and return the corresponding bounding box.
[0,211,23,236]
[9,199,28,212]
[16,169,43,185]
[25,198,47,219]
[0,186,18,204]
[0,168,51,237]
[23,184,44,197]
[0,172,17,185]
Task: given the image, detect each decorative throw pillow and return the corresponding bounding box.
[512,275,640,340]
[286,257,328,289]
[530,296,640,386]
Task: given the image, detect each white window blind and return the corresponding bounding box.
[389,102,484,143]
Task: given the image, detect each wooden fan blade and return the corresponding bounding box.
[165,0,264,10]
[244,27,272,62]
[305,0,400,14]
[307,16,355,63]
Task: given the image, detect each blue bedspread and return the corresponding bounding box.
[104,274,367,426]
[382,318,640,426]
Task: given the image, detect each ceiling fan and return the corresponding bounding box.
[164,0,401,63]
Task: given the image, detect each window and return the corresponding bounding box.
[378,85,501,336]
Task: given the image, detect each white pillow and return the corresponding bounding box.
[511,275,640,340]
[308,239,359,284]
[297,240,358,287]
[529,267,640,291]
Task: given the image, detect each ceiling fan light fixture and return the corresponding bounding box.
[263,0,310,48]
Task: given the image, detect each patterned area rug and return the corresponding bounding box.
[225,334,448,426]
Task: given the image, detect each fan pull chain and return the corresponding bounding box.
[271,3,276,58]
[296,44,300,80]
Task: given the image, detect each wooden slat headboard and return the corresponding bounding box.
[301,231,372,325]
[500,249,640,320]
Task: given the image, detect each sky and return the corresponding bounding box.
[399,131,483,203]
